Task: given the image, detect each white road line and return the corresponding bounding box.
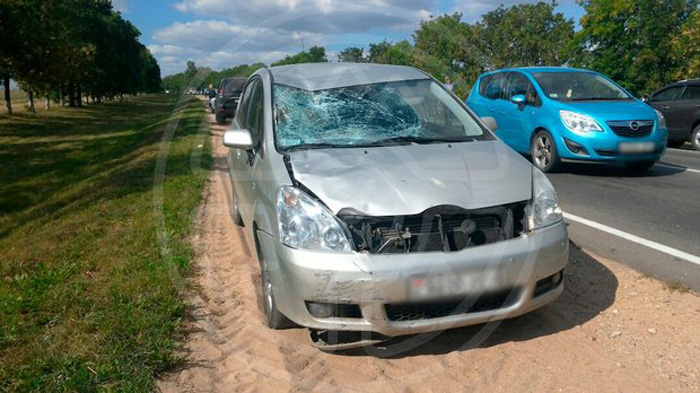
[655,163,700,174]
[563,212,700,266]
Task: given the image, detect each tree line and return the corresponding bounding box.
[0,0,162,115]
[163,62,267,94]
[167,0,698,100]
[162,47,328,93]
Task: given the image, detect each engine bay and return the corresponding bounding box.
[338,203,527,254]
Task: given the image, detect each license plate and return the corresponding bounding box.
[410,274,474,300]
[408,269,514,301]
[619,142,654,154]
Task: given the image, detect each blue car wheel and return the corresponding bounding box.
[531,130,561,173]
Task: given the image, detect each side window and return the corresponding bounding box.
[651,87,684,102]
[478,75,493,97]
[236,80,254,126]
[246,79,265,151]
[505,72,539,106]
[481,73,507,100]
[680,86,700,101]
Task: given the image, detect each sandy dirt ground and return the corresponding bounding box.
[158,102,700,392]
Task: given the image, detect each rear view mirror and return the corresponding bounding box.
[480,116,499,133]
[510,94,526,105]
[223,129,253,150]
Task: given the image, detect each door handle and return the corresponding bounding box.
[662,106,670,110]
[499,111,506,115]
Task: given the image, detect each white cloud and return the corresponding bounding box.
[153,0,441,75]
[172,0,437,33]
[153,20,323,52]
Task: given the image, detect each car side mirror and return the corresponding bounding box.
[480,116,498,133]
[223,129,254,150]
[510,94,526,106]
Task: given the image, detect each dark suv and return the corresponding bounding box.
[215,77,247,124]
[647,79,700,150]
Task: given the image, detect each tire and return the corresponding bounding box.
[530,130,561,173]
[666,139,685,149]
[625,160,657,172]
[692,125,700,151]
[258,249,295,329]
[232,191,244,227]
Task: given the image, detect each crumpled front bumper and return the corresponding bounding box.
[258,221,569,337]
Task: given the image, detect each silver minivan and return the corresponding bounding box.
[224,63,568,348]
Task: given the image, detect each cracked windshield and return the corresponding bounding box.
[273,79,488,149]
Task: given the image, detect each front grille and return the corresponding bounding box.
[385,290,519,322]
[339,203,527,254]
[606,120,654,137]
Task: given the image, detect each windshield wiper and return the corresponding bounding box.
[285,142,342,151]
[285,136,477,151]
[569,97,630,101]
[367,136,476,146]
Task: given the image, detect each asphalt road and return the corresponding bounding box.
[548,147,700,291]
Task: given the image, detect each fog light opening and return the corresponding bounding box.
[307,302,334,318]
[305,302,362,319]
[564,138,589,156]
[552,270,564,286]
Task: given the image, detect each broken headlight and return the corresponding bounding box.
[276,186,352,253]
[529,168,563,230]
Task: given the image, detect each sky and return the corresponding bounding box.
[112,0,586,76]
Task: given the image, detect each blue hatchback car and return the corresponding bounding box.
[466,67,668,172]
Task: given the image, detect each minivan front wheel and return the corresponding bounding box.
[258,248,295,329]
[531,130,561,173]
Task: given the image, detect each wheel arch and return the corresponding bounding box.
[530,126,553,149]
[692,118,700,135]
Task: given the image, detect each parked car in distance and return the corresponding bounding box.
[223,63,568,349]
[467,67,668,172]
[215,77,247,124]
[645,79,700,150]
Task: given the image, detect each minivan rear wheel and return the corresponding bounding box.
[531,130,561,173]
[231,191,244,227]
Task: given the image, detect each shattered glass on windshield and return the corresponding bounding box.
[274,83,422,148]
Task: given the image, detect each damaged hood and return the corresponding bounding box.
[287,141,533,216]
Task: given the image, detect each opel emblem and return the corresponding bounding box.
[630,121,640,131]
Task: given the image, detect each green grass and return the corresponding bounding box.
[0,94,211,391]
